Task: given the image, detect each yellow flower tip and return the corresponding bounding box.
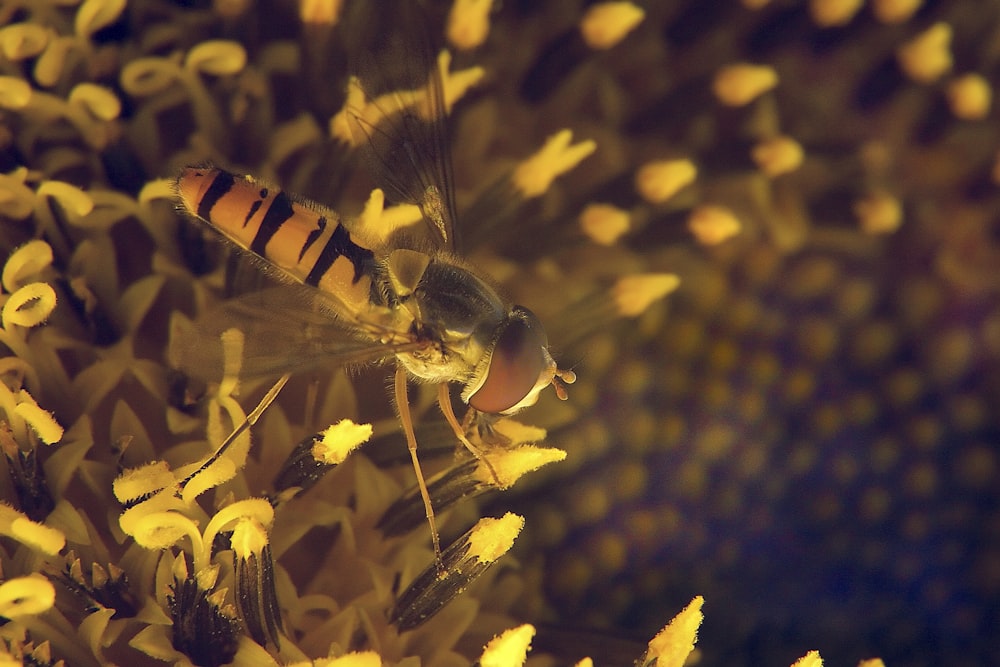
[0,23,49,61]
[204,498,274,552]
[857,659,886,667]
[314,419,373,465]
[2,282,57,328]
[946,73,992,120]
[113,461,174,503]
[138,178,176,204]
[299,0,343,25]
[448,0,492,51]
[3,240,54,293]
[854,191,903,235]
[897,22,952,84]
[357,188,423,241]
[0,575,56,618]
[479,445,566,489]
[184,40,248,76]
[0,504,66,554]
[230,517,270,559]
[635,159,697,204]
[612,273,680,317]
[0,76,31,109]
[513,130,597,198]
[579,2,646,50]
[790,650,824,667]
[688,204,741,245]
[646,595,704,667]
[437,50,485,113]
[75,0,127,40]
[330,76,368,144]
[14,396,64,444]
[467,512,524,564]
[580,203,631,245]
[712,63,778,106]
[0,170,36,219]
[480,624,536,667]
[37,180,94,217]
[574,658,594,667]
[751,136,805,177]
[809,0,864,28]
[873,0,922,24]
[69,83,122,121]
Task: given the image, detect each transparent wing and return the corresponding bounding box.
[172,285,424,383]
[342,0,459,251]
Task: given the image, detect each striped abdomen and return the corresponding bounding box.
[176,167,375,311]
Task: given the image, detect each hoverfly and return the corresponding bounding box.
[173,2,575,564]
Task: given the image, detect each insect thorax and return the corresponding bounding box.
[387,255,507,387]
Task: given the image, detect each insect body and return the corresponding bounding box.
[174,165,572,415]
[173,11,575,564]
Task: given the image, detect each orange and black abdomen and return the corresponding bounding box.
[176,167,375,311]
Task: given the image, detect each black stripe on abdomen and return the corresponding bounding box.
[305,223,374,286]
[250,191,295,256]
[197,170,235,220]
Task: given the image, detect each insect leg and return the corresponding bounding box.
[393,366,445,576]
[437,383,502,487]
[178,374,291,492]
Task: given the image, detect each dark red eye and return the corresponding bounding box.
[468,309,547,413]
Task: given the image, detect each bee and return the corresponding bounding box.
[173,2,575,564]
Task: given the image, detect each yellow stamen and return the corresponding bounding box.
[713,63,778,106]
[897,22,952,84]
[688,204,741,245]
[809,0,864,27]
[873,0,922,24]
[635,159,696,204]
[313,419,373,465]
[854,191,903,235]
[946,73,991,120]
[612,273,680,317]
[579,203,631,245]
[645,596,704,667]
[479,623,535,667]
[579,2,646,50]
[448,0,492,50]
[513,130,596,198]
[751,136,805,177]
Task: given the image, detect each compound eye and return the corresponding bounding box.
[469,310,547,413]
